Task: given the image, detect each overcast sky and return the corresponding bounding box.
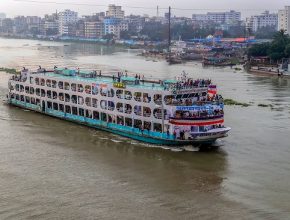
[0,0,289,18]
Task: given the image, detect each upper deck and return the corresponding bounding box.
[11,68,211,94]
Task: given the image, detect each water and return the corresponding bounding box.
[0,38,290,219]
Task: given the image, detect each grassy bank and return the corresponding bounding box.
[0,67,20,74]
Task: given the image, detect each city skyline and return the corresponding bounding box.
[0,0,288,18]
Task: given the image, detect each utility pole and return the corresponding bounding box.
[168,6,171,53]
[157,6,159,17]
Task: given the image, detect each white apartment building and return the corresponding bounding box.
[58,9,78,36]
[106,4,125,19]
[246,11,278,32]
[192,10,241,24]
[278,6,290,34]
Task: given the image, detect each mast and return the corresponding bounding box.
[168,6,171,53]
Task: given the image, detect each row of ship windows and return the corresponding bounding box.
[11,95,166,133]
[12,94,168,120]
[31,80,164,104]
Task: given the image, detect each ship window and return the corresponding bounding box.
[40,79,45,86]
[16,94,20,100]
[52,80,57,88]
[41,89,46,97]
[153,123,162,132]
[20,95,24,102]
[58,81,64,89]
[46,80,51,87]
[78,96,84,105]
[143,93,151,103]
[100,112,107,122]
[154,94,162,105]
[124,91,132,100]
[30,87,35,95]
[85,97,91,107]
[108,114,113,123]
[116,103,124,113]
[59,104,64,112]
[100,100,107,110]
[134,119,142,129]
[47,90,52,99]
[93,111,99,120]
[16,84,20,91]
[92,98,98,108]
[59,93,64,101]
[25,86,29,94]
[36,99,40,106]
[134,92,142,102]
[117,116,124,125]
[35,88,40,96]
[108,101,115,111]
[143,107,151,117]
[52,91,57,99]
[124,104,132,114]
[35,78,39,85]
[53,103,58,111]
[47,101,52,109]
[125,118,132,127]
[65,105,71,114]
[63,82,69,91]
[134,105,142,116]
[71,83,76,92]
[71,95,77,104]
[164,95,175,105]
[25,96,30,103]
[79,108,84,117]
[144,121,151,131]
[108,88,115,97]
[85,110,92,118]
[153,108,167,119]
[31,98,36,105]
[65,93,70,102]
[100,87,108,96]
[85,85,91,94]
[78,84,84,93]
[72,107,78,115]
[92,85,98,95]
[116,90,124,99]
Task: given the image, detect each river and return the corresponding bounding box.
[0,38,289,219]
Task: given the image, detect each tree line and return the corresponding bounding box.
[248,30,290,61]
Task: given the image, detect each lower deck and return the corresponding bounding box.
[8,99,225,146]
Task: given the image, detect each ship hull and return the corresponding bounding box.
[8,99,225,146]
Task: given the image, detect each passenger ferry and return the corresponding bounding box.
[7,67,231,146]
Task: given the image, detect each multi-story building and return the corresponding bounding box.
[246,11,278,32]
[278,6,290,34]
[0,13,6,19]
[106,4,124,19]
[84,21,103,38]
[192,10,241,25]
[58,9,78,36]
[103,18,128,39]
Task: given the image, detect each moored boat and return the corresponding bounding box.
[7,67,230,146]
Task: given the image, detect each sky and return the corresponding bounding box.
[0,0,289,18]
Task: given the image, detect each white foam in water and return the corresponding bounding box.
[111,139,122,143]
[183,145,199,152]
[170,147,184,152]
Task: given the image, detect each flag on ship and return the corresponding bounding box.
[208,85,217,96]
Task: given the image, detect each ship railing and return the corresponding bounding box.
[170,114,224,120]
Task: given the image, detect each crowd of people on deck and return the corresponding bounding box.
[174,108,224,119]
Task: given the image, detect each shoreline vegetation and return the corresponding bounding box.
[0,67,19,74]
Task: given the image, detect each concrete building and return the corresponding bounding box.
[106,4,124,19]
[84,21,103,38]
[278,6,290,34]
[58,9,78,36]
[192,10,241,25]
[246,11,278,32]
[104,18,128,39]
